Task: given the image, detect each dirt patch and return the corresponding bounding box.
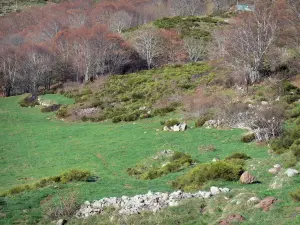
[95,153,108,168]
[219,214,246,225]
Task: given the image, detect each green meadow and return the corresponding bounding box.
[0,95,299,224]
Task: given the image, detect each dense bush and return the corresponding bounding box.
[127,152,195,180]
[60,169,91,183]
[19,94,39,107]
[271,126,300,154]
[290,188,300,202]
[241,133,256,143]
[195,114,211,127]
[0,169,92,197]
[56,105,69,118]
[225,153,251,161]
[172,161,243,191]
[163,119,180,127]
[41,104,61,113]
[290,139,300,160]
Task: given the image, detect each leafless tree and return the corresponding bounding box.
[211,1,278,89]
[132,27,163,69]
[184,37,207,62]
[108,11,132,33]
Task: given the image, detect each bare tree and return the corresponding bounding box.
[132,28,163,69]
[184,37,207,62]
[211,1,278,89]
[108,11,132,33]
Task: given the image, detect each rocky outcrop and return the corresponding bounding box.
[76,187,230,218]
[268,164,281,175]
[256,197,277,212]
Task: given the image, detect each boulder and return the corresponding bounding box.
[257,197,277,212]
[180,123,187,131]
[56,219,67,225]
[268,168,280,175]
[240,171,256,184]
[247,197,260,205]
[171,125,180,132]
[210,186,220,195]
[285,168,299,177]
[219,214,246,225]
[163,126,170,131]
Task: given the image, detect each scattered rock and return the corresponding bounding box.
[240,171,256,184]
[210,186,220,195]
[76,187,229,218]
[56,219,67,225]
[203,120,221,128]
[212,157,220,162]
[219,214,246,225]
[268,164,281,175]
[247,197,260,205]
[257,197,277,212]
[285,168,299,177]
[164,123,187,132]
[261,101,269,105]
[163,126,170,131]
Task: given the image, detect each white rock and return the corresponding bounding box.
[247,197,260,204]
[285,168,299,177]
[172,125,180,132]
[210,186,220,195]
[163,126,170,131]
[220,188,230,193]
[168,201,179,207]
[274,164,281,169]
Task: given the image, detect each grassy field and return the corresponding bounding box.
[0,95,299,224]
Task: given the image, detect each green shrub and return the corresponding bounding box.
[56,105,69,118]
[241,133,255,143]
[290,188,300,202]
[195,114,212,127]
[289,107,300,118]
[271,126,300,154]
[19,94,38,107]
[290,139,300,160]
[60,169,91,183]
[225,153,251,161]
[164,119,180,127]
[127,152,194,180]
[41,104,61,113]
[172,161,243,191]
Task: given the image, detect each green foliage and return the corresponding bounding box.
[173,161,244,191]
[290,188,300,202]
[60,169,91,184]
[153,16,223,40]
[241,133,255,143]
[127,151,195,180]
[40,104,61,113]
[56,105,69,118]
[290,139,300,161]
[271,126,300,154]
[163,119,180,127]
[225,153,251,161]
[195,114,211,127]
[63,63,212,122]
[18,94,38,107]
[0,169,91,197]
